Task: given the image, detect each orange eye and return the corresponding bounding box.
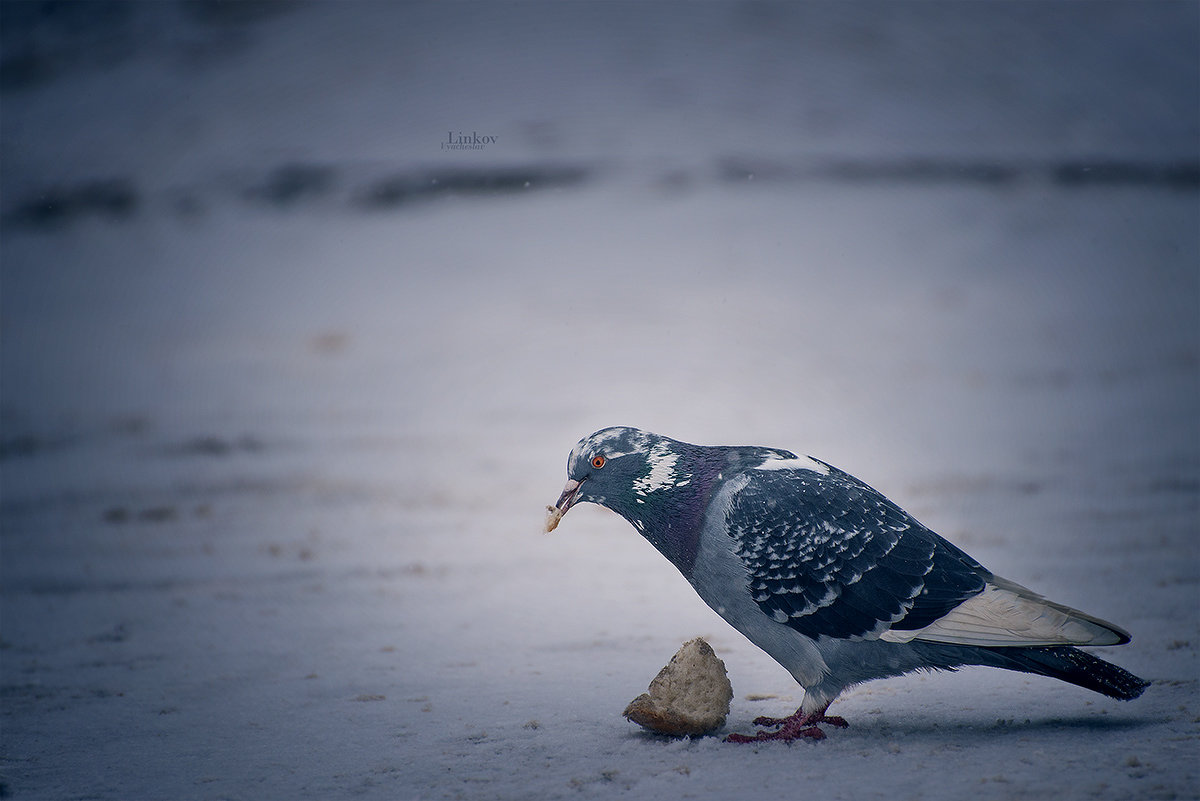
[591,455,606,469]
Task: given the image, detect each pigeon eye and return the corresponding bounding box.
[591,455,606,469]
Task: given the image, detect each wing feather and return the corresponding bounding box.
[725,463,989,641]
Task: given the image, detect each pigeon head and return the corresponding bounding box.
[549,427,712,572]
[553,426,659,512]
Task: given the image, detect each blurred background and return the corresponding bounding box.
[1,2,1197,799]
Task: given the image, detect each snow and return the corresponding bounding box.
[1,2,1198,800]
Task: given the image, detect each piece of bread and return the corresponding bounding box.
[623,637,733,736]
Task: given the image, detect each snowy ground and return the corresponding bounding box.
[2,3,1198,800]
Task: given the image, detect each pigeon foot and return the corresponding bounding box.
[725,707,848,743]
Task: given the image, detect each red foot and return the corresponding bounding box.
[725,708,848,743]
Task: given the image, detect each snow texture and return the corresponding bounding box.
[1,2,1197,800]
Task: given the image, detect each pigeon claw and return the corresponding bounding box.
[725,708,848,744]
[725,727,826,743]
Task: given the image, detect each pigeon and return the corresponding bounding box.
[547,427,1149,742]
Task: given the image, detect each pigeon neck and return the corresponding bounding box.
[620,448,728,576]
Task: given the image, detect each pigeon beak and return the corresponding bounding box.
[555,478,583,512]
[545,478,583,533]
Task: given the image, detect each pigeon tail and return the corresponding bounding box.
[979,645,1149,701]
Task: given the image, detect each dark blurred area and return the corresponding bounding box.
[0,0,296,92]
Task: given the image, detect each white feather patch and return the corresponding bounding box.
[755,455,831,475]
[880,582,1127,647]
[633,442,681,496]
[571,427,650,466]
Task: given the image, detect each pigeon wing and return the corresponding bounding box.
[725,463,990,641]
